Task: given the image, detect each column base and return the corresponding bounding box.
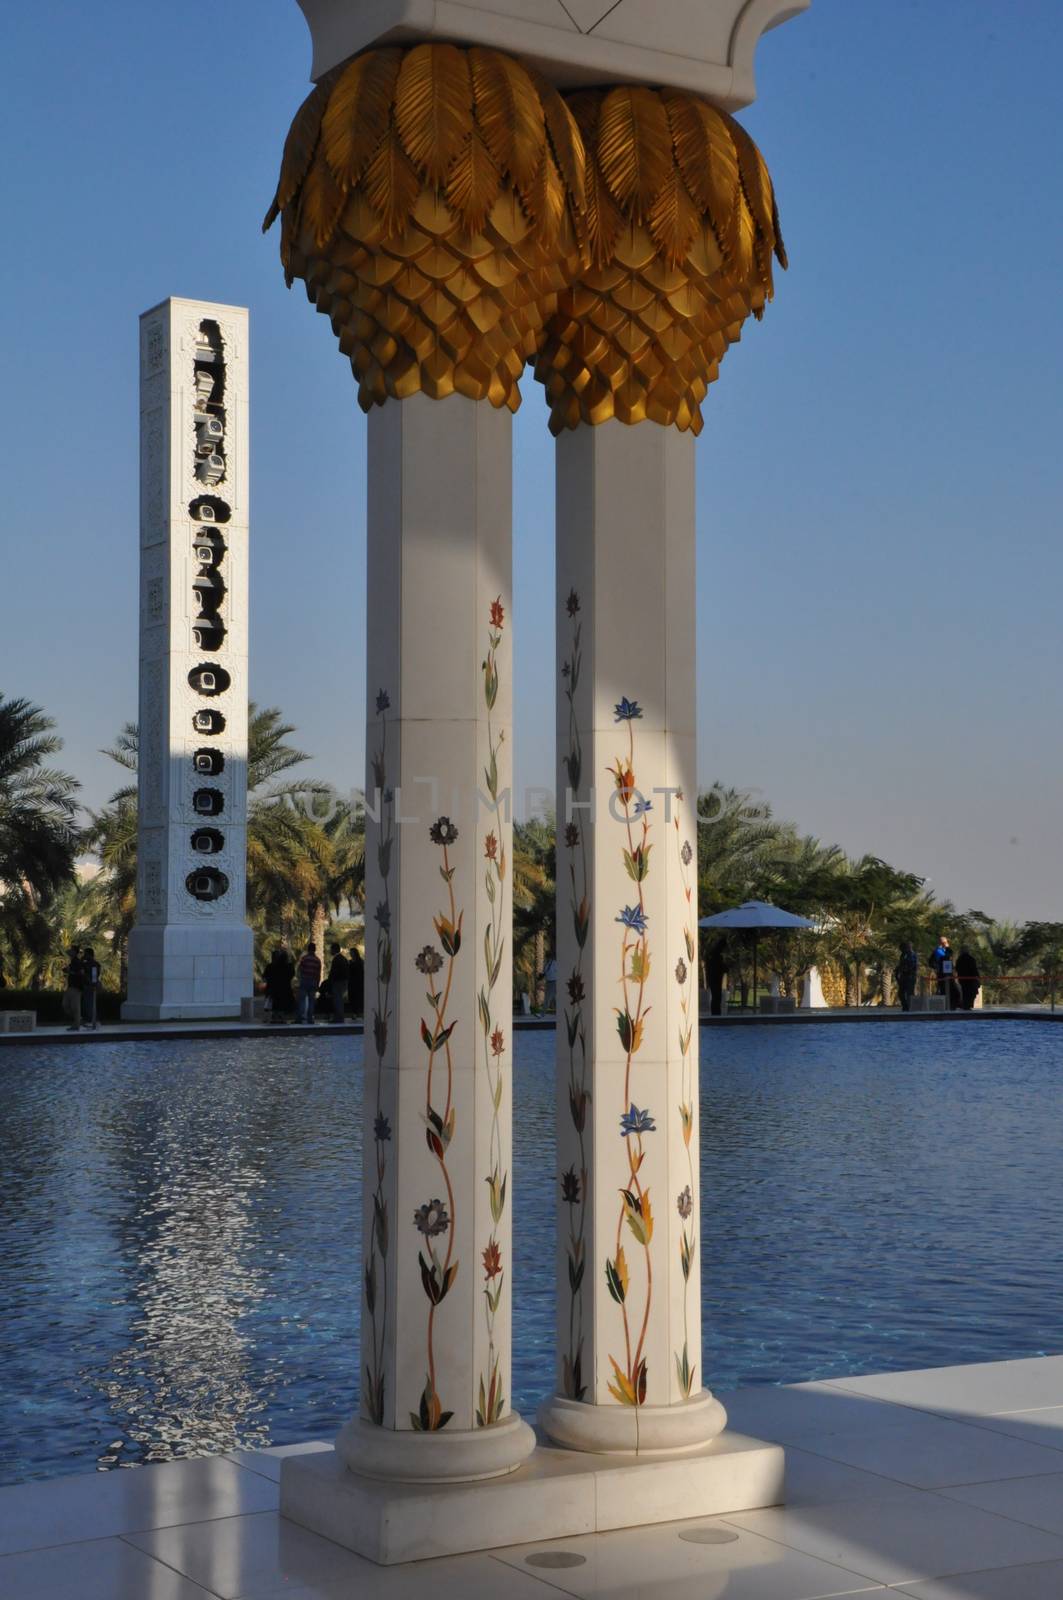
[119,1002,243,1021]
[336,1412,536,1484]
[122,923,255,1019]
[538,1388,727,1457]
[280,1428,783,1565]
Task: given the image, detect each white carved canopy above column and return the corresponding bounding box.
[295,0,809,107]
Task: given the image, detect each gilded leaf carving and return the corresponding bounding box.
[264,44,785,429]
[264,41,585,413]
[470,46,545,191]
[394,43,473,186]
[322,49,401,190]
[597,86,672,217]
[534,83,786,434]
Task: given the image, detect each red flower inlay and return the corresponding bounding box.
[482,1239,503,1279]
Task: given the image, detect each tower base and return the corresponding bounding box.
[280,1430,783,1565]
[122,923,255,1020]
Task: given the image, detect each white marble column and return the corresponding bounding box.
[337,394,535,1481]
[541,420,726,1455]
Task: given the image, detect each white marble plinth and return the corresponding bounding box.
[280,1430,784,1564]
[121,923,255,1020]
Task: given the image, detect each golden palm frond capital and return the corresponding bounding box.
[264,42,586,413]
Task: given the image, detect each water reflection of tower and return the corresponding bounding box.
[85,1046,359,1466]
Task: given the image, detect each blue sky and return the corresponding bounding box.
[2,1,1061,919]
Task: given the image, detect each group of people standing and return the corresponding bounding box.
[63,946,102,1031]
[895,937,981,1011]
[262,941,365,1025]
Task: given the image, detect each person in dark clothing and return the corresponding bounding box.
[64,946,84,1031]
[297,942,322,1024]
[346,946,365,1017]
[706,942,726,1017]
[81,948,101,1030]
[895,941,919,1012]
[930,936,959,1009]
[328,943,350,1023]
[264,947,295,1022]
[956,949,981,1010]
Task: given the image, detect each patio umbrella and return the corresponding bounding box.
[698,900,815,1010]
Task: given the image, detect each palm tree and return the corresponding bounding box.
[281,790,366,954]
[816,856,926,1006]
[513,816,555,1008]
[697,784,789,912]
[0,694,80,981]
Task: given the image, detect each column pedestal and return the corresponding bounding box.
[281,1429,784,1564]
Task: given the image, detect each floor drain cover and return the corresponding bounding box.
[525,1551,588,1569]
[679,1525,740,1545]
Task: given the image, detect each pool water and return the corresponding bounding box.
[1,1021,1060,1484]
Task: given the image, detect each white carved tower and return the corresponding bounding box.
[123,298,255,1020]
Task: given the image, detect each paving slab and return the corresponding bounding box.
[0,1457,277,1557]
[723,1490,1063,1586]
[0,1535,218,1600]
[825,1355,1063,1418]
[492,1517,885,1599]
[127,1510,561,1599]
[896,1558,1063,1599]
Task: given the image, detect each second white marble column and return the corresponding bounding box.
[542,420,726,1455]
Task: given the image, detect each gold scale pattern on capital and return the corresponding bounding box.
[264,41,786,433]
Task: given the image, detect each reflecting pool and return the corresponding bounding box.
[1,1021,1060,1483]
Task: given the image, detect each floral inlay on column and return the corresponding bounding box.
[477,597,508,1427]
[364,688,394,1426]
[412,816,463,1431]
[561,587,590,1401]
[606,696,655,1407]
[673,795,697,1400]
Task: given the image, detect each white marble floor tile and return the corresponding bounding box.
[0,1460,278,1557]
[791,1410,1063,1488]
[719,1383,913,1446]
[127,1510,560,1599]
[224,1443,331,1484]
[825,1357,1063,1418]
[895,1559,1063,1599]
[956,1406,1063,1449]
[939,1471,1063,1536]
[243,1552,564,1599]
[492,1520,885,1599]
[782,1447,928,1507]
[126,1511,361,1598]
[724,1492,1063,1586]
[0,1535,218,1599]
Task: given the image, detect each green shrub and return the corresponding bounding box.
[0,988,123,1023]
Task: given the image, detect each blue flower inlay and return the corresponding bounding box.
[616,904,648,935]
[620,1104,656,1138]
